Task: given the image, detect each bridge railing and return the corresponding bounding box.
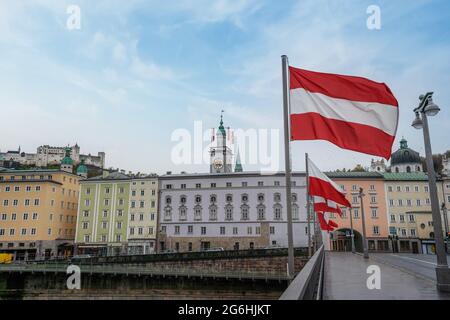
[279,245,325,300]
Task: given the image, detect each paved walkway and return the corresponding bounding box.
[323,252,450,300]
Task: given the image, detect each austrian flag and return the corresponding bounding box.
[289,67,399,159]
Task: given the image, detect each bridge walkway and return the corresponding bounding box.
[323,251,450,300]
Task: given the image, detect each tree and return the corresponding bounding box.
[351,164,366,172]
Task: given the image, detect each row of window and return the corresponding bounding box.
[165,193,298,205]
[328,208,379,219]
[163,204,299,222]
[0,174,54,181]
[0,213,76,223]
[0,228,74,236]
[131,189,156,197]
[83,234,122,243]
[387,185,429,193]
[129,226,154,235]
[0,185,78,197]
[161,225,277,236]
[388,198,430,207]
[82,221,125,230]
[83,198,156,208]
[390,214,416,223]
[165,180,299,189]
[1,199,77,210]
[339,184,377,192]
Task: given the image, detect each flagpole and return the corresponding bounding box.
[281,55,295,279]
[305,153,312,258]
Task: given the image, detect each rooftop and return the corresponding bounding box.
[382,172,429,181]
[325,171,384,179]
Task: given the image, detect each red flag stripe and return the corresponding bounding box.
[292,113,395,159]
[314,202,342,216]
[289,66,398,106]
[310,176,351,208]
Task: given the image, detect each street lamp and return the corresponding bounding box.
[358,187,369,259]
[349,207,356,253]
[412,92,450,292]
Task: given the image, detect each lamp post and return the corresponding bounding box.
[358,187,369,259]
[349,207,356,253]
[442,203,449,253]
[411,92,450,292]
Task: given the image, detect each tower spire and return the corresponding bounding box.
[234,147,243,172]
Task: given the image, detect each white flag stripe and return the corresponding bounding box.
[290,88,398,136]
[308,158,343,192]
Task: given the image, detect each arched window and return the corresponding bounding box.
[226,194,233,202]
[395,167,399,173]
[292,204,299,220]
[274,204,282,220]
[416,166,421,172]
[210,194,216,203]
[406,166,411,173]
[225,204,233,221]
[195,195,202,204]
[241,204,249,220]
[209,205,217,221]
[257,204,265,220]
[180,195,186,204]
[164,206,172,221]
[257,193,264,202]
[165,196,171,205]
[241,194,248,202]
[292,193,297,202]
[179,206,187,221]
[194,205,202,221]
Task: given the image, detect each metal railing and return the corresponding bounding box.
[0,262,291,281]
[279,245,325,300]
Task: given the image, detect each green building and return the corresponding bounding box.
[75,171,131,256]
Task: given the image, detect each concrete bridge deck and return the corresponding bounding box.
[323,251,450,300]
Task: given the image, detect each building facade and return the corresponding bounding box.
[74,172,158,256]
[324,172,390,252]
[158,172,308,252]
[383,172,445,254]
[128,176,159,254]
[0,168,80,260]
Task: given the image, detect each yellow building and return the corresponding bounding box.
[0,167,81,260]
[384,172,444,253]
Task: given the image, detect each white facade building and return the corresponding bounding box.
[158,172,309,252]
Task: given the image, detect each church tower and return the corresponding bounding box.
[60,147,74,174]
[210,112,233,173]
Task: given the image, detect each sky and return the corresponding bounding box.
[0,0,449,175]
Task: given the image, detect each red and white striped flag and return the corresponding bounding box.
[308,157,351,208]
[316,212,336,232]
[314,196,342,216]
[289,67,399,159]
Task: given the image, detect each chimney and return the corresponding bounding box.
[102,170,110,178]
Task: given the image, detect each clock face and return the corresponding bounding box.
[213,158,224,169]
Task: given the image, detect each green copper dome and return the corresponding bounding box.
[61,147,73,165]
[76,159,88,174]
[218,114,226,135]
[391,139,421,165]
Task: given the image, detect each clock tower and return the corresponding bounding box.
[210,112,233,173]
